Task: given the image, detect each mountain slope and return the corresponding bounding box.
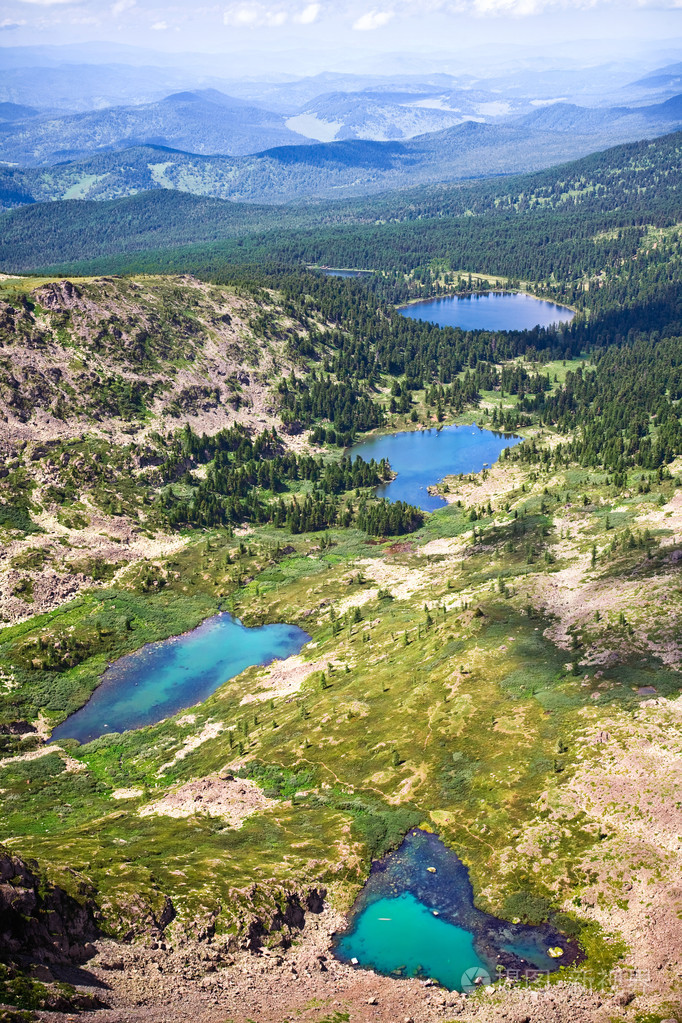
[0,89,309,166]
[284,87,529,142]
[518,93,682,136]
[3,93,682,211]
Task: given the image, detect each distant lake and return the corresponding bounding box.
[350,425,521,512]
[399,292,574,331]
[50,614,309,745]
[320,268,373,278]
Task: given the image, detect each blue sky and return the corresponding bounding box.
[1,0,681,77]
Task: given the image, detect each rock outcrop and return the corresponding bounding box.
[0,845,98,966]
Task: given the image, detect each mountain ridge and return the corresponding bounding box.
[2,95,682,213]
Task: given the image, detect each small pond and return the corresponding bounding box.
[399,292,574,332]
[350,425,520,511]
[50,613,310,744]
[333,830,580,991]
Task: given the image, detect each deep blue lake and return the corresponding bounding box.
[399,292,574,332]
[334,830,578,991]
[350,425,521,511]
[51,614,310,745]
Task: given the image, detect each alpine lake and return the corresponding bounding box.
[51,614,310,744]
[52,287,576,992]
[333,830,580,991]
[398,290,575,332]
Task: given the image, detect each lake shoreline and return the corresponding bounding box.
[396,287,576,316]
[50,612,310,745]
[397,290,576,332]
[350,424,521,512]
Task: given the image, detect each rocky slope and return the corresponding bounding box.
[0,845,98,965]
[0,274,309,625]
[0,274,302,450]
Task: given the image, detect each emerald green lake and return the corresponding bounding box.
[334,830,579,991]
[335,892,488,990]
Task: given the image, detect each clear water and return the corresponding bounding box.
[399,292,574,332]
[333,830,578,991]
[51,613,310,744]
[350,425,521,511]
[335,892,488,989]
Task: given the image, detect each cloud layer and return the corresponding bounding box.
[353,8,394,29]
[223,0,322,26]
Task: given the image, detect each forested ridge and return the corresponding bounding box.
[1,131,681,275]
[3,129,682,534]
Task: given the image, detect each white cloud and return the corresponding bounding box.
[111,0,135,15]
[151,18,168,28]
[353,8,394,28]
[15,0,82,5]
[294,2,321,22]
[0,17,26,26]
[223,3,289,25]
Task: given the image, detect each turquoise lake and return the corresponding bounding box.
[350,425,521,511]
[399,292,574,332]
[335,892,488,990]
[334,830,579,991]
[51,613,310,745]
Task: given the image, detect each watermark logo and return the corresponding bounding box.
[461,966,492,993]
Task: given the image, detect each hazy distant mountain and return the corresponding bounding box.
[631,62,682,93]
[223,73,472,113]
[284,88,530,143]
[0,121,658,209]
[3,90,681,209]
[517,93,682,139]
[0,90,309,165]
[0,102,43,123]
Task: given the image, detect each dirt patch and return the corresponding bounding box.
[435,458,526,510]
[386,541,415,555]
[334,587,379,616]
[239,655,326,706]
[157,721,224,776]
[355,557,432,602]
[0,743,85,773]
[140,775,276,826]
[387,762,428,804]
